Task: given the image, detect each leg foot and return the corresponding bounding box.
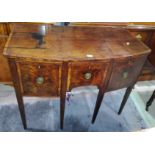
[60,99,65,129]
[92,89,105,124]
[16,95,27,129]
[145,90,155,111]
[145,105,149,111]
[118,85,133,115]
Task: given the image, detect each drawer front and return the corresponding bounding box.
[107,55,147,91]
[18,62,61,96]
[68,61,109,90]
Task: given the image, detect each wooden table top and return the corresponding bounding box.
[4,23,151,61]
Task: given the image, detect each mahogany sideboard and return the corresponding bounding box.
[3,23,150,129]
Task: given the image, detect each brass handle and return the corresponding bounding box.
[123,71,128,79]
[36,77,44,84]
[136,33,142,40]
[84,72,92,80]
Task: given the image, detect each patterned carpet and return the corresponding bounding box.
[0,84,147,132]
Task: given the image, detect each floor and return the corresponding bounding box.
[0,82,154,132]
[131,80,155,128]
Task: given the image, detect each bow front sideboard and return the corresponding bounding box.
[3,23,151,129]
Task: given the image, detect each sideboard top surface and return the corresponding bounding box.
[4,23,151,61]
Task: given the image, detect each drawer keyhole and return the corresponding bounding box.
[36,77,44,84]
[84,72,92,80]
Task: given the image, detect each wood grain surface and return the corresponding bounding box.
[3,23,151,129]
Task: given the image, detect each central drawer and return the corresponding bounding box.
[68,61,109,90]
[18,62,61,96]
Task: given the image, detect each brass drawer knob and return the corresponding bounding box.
[84,72,92,80]
[36,77,44,84]
[123,72,128,79]
[136,33,142,40]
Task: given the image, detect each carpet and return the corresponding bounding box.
[0,84,147,132]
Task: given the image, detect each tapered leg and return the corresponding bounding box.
[92,88,105,124]
[60,62,68,129]
[8,59,27,129]
[118,85,133,115]
[146,90,155,111]
[15,91,27,129]
[60,92,66,129]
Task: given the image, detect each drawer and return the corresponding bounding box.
[107,55,147,91]
[18,62,61,96]
[68,61,109,90]
[129,30,152,44]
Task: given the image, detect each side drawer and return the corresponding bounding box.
[17,62,61,96]
[107,55,147,91]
